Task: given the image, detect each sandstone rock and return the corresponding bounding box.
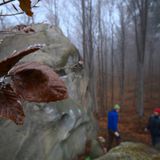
[94,142,160,160]
[0,24,97,160]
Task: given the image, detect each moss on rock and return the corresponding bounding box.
[94,142,160,160]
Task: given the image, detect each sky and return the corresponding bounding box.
[0,0,76,36]
[0,0,120,51]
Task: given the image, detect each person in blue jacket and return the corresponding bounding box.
[107,104,121,151]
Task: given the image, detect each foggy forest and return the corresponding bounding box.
[0,0,160,160]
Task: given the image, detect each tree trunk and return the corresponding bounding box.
[119,5,126,106]
[136,62,144,116]
[111,24,114,107]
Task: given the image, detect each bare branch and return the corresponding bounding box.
[0,0,15,6]
[0,11,24,16]
[0,0,40,16]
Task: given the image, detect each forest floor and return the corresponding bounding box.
[96,99,157,150]
[77,98,159,160]
[77,82,160,159]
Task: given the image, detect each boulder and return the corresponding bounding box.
[0,24,78,68]
[0,24,97,160]
[94,142,160,160]
[90,139,104,159]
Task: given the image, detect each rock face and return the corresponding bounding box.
[0,24,97,160]
[0,24,78,68]
[94,142,160,160]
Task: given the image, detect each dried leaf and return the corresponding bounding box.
[9,62,68,102]
[0,84,24,125]
[0,44,43,77]
[19,0,33,16]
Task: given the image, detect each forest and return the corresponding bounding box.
[0,0,160,160]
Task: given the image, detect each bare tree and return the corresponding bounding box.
[80,0,98,111]
[108,2,116,108]
[128,0,150,116]
[96,0,107,113]
[81,0,86,60]
[44,0,59,27]
[118,2,127,106]
[0,15,6,29]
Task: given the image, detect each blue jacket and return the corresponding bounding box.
[107,109,118,132]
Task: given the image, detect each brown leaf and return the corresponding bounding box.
[0,45,42,77]
[9,62,68,102]
[0,84,24,125]
[19,0,33,16]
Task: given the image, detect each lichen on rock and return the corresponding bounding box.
[94,142,160,160]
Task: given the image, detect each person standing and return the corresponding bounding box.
[107,104,121,151]
[145,108,160,147]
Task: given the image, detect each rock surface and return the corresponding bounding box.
[94,142,160,160]
[0,24,97,160]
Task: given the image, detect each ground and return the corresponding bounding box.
[97,101,155,150]
[96,81,160,149]
[78,83,160,159]
[77,104,153,160]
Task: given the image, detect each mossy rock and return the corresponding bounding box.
[94,142,160,160]
[0,24,79,69]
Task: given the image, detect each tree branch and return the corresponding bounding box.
[0,11,24,16]
[0,0,40,16]
[0,0,15,6]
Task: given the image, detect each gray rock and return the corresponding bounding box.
[0,24,97,160]
[0,23,78,68]
[94,142,160,160]
[90,140,104,159]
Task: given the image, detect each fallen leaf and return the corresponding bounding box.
[0,84,24,125]
[19,0,33,16]
[9,62,68,102]
[0,44,42,77]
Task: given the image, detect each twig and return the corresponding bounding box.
[0,11,24,16]
[0,0,40,16]
[0,0,15,6]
